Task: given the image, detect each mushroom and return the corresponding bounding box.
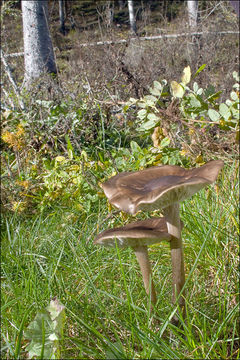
[94,217,181,309]
[100,160,224,321]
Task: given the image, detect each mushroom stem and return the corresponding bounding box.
[133,245,157,309]
[163,203,185,322]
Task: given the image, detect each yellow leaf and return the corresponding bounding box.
[16,180,30,189]
[195,154,204,164]
[180,149,188,156]
[108,202,113,212]
[55,156,66,162]
[181,66,191,85]
[171,81,185,98]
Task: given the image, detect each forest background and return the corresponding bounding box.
[1,1,239,359]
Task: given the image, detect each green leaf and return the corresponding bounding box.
[153,80,163,90]
[127,97,137,105]
[219,103,231,120]
[149,87,161,96]
[24,299,65,359]
[208,109,220,122]
[147,113,159,122]
[130,141,141,154]
[193,64,206,78]
[171,81,185,98]
[189,94,202,108]
[138,102,147,108]
[207,91,222,103]
[160,137,170,148]
[181,66,191,85]
[230,91,238,101]
[232,71,239,82]
[144,95,158,106]
[139,119,156,131]
[137,109,147,119]
[225,99,233,107]
[193,82,198,93]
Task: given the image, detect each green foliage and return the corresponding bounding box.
[126,66,239,163]
[24,299,65,359]
[1,92,189,215]
[1,163,239,359]
[1,66,238,217]
[180,70,239,131]
[0,0,20,21]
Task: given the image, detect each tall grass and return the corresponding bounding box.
[1,161,239,359]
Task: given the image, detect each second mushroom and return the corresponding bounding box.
[94,217,182,309]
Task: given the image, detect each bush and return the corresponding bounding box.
[1,66,238,216]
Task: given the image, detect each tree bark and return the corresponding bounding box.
[187,0,199,29]
[22,0,57,85]
[118,0,124,10]
[59,0,66,34]
[229,0,239,16]
[128,0,137,35]
[105,1,114,28]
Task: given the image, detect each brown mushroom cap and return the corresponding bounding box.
[94,217,172,248]
[102,160,224,214]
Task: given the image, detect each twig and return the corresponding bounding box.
[0,49,25,110]
[1,86,15,109]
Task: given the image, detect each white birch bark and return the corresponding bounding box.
[128,0,137,34]
[59,0,65,34]
[22,0,57,84]
[187,0,199,28]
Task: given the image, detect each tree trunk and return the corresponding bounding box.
[128,0,137,35]
[229,0,239,16]
[22,0,57,85]
[118,0,124,10]
[187,0,200,59]
[187,0,199,29]
[105,1,114,28]
[59,0,66,34]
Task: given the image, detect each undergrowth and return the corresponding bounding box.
[1,160,239,359]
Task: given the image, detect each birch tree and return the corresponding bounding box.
[187,0,199,29]
[22,0,57,85]
[128,0,137,35]
[59,0,66,34]
[229,0,239,16]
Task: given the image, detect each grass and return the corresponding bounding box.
[1,160,239,359]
